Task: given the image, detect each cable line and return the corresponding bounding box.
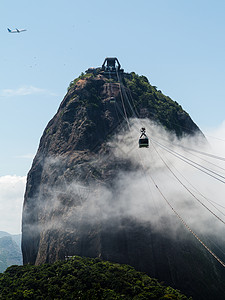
[115,76,225,188]
[151,138,225,185]
[120,81,139,119]
[177,145,225,162]
[116,69,130,129]
[108,69,122,127]
[152,142,225,226]
[151,138,225,181]
[137,136,225,268]
[156,146,225,213]
[141,144,225,268]
[148,111,225,143]
[152,133,225,163]
[179,147,225,174]
[153,176,225,268]
[114,80,225,268]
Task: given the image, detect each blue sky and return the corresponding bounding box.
[1,0,225,233]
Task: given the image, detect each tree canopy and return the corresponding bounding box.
[0,256,190,299]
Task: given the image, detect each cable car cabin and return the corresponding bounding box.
[110,97,116,104]
[139,127,149,148]
[139,137,149,148]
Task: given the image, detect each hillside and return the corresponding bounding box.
[21,60,225,299]
[0,231,21,247]
[0,234,22,273]
[0,255,190,299]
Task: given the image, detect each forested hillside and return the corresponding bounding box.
[0,256,190,299]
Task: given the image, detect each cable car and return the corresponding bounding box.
[110,97,116,104]
[139,127,149,148]
[139,137,149,148]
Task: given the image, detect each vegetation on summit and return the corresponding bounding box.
[68,70,199,138]
[124,73,193,136]
[0,256,190,299]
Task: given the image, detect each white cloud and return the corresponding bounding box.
[204,120,225,157]
[29,119,225,241]
[20,119,225,256]
[0,175,26,234]
[15,153,35,159]
[0,86,57,97]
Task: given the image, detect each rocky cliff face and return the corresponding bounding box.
[22,68,225,299]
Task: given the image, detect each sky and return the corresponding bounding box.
[1,0,225,234]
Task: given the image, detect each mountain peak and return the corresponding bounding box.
[41,64,201,157]
[21,62,222,300]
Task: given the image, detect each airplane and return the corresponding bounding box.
[7,28,27,33]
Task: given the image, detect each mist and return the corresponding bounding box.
[0,175,26,234]
[108,119,225,237]
[26,118,225,251]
